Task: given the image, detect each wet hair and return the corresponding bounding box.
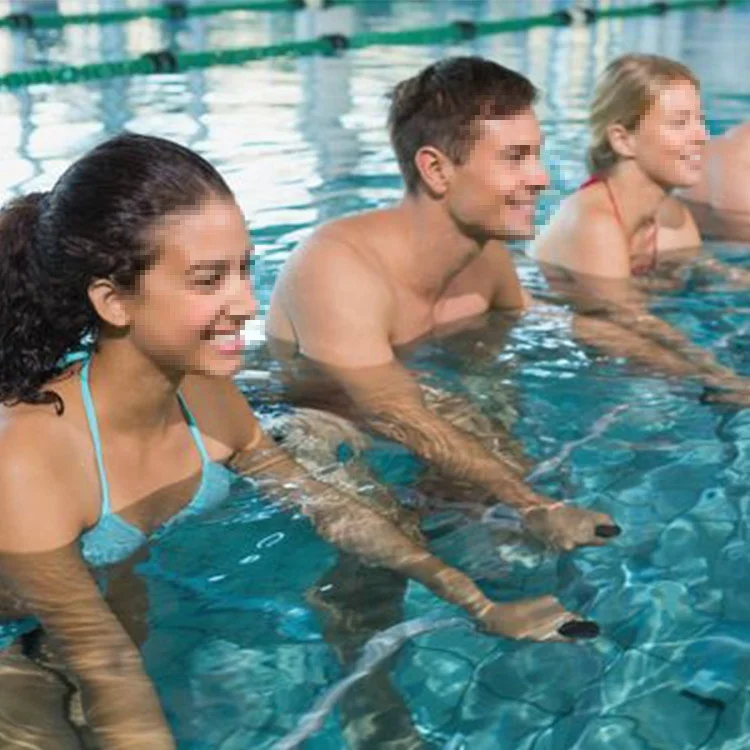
[387,56,538,193]
[587,54,700,174]
[0,132,233,413]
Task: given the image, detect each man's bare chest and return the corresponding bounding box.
[390,285,492,346]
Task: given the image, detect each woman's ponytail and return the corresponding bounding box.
[0,192,73,412]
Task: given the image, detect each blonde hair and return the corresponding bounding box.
[587,54,699,174]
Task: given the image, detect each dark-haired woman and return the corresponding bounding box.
[0,133,596,748]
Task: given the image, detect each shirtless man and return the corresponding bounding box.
[268,56,620,551]
[266,55,624,750]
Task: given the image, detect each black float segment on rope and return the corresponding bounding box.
[5,12,34,30]
[550,9,574,25]
[452,20,478,40]
[163,2,189,21]
[141,50,181,74]
[319,32,350,52]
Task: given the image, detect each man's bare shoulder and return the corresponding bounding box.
[475,241,531,311]
[268,209,401,363]
[300,211,392,265]
[277,210,397,302]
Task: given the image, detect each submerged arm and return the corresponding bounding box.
[271,241,617,549]
[687,254,750,288]
[325,359,544,510]
[228,439,496,618]
[551,214,746,389]
[227,431,596,640]
[0,448,174,750]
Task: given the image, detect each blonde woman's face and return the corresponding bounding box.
[632,80,707,188]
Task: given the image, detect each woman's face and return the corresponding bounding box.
[630,79,707,188]
[126,195,257,378]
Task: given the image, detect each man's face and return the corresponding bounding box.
[446,109,549,241]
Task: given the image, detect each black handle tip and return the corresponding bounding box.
[595,524,621,538]
[558,620,600,639]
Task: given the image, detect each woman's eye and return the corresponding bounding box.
[194,274,221,288]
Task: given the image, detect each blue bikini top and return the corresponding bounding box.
[78,358,236,568]
[0,356,240,650]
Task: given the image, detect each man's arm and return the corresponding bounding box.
[274,239,618,550]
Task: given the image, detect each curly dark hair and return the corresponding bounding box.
[0,132,233,414]
[388,56,538,193]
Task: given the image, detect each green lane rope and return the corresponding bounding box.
[0,0,355,30]
[593,0,728,18]
[0,0,743,90]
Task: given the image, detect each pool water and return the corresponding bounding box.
[4,1,750,748]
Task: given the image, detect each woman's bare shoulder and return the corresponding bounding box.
[0,406,92,552]
[534,188,628,276]
[181,374,261,457]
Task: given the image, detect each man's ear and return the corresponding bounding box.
[414,145,454,196]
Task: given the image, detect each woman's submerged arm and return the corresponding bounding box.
[227,438,497,616]
[0,440,174,750]
[225,422,598,641]
[541,212,750,393]
[658,196,750,286]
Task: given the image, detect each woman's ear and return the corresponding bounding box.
[606,123,636,161]
[87,279,132,328]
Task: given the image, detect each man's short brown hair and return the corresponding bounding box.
[388,56,538,193]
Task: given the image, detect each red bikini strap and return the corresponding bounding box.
[579,174,601,190]
[602,179,627,237]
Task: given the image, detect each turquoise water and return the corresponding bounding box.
[4,1,750,747]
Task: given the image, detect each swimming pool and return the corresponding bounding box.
[3,0,750,747]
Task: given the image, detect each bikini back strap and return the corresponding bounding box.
[80,359,113,515]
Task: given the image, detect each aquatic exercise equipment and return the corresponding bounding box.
[0,0,741,90]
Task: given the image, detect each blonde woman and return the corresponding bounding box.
[534,54,705,282]
[532,54,750,402]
